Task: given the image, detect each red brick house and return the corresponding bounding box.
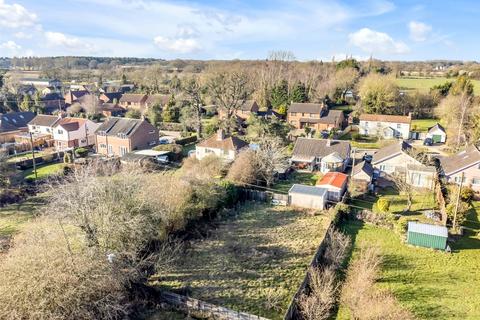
[118,94,148,110]
[287,102,344,132]
[95,117,159,157]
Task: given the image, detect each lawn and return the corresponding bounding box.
[336,215,480,319]
[0,194,48,238]
[271,171,320,193]
[338,132,381,149]
[22,162,65,180]
[411,118,440,132]
[6,151,45,163]
[350,187,436,215]
[396,77,480,96]
[154,203,331,319]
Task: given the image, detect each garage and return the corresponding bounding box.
[288,184,327,210]
[407,222,448,250]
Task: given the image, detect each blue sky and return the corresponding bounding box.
[0,0,477,61]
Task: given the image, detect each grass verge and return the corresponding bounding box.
[22,162,65,180]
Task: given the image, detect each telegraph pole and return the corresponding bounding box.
[350,147,356,177]
[453,172,465,231]
[29,132,37,180]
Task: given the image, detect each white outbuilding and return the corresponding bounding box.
[288,184,327,210]
[426,123,446,144]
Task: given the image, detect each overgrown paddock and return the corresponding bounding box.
[153,203,331,319]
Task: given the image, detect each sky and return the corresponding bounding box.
[0,0,478,61]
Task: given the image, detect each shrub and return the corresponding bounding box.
[75,147,89,158]
[461,186,475,202]
[63,152,73,164]
[227,149,257,185]
[175,135,197,145]
[376,198,390,213]
[351,132,361,141]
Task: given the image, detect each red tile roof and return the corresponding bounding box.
[316,172,348,189]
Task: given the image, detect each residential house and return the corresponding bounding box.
[372,141,436,189]
[195,130,248,161]
[144,94,169,109]
[288,184,327,210]
[290,137,351,173]
[99,92,123,104]
[40,93,65,114]
[52,117,100,150]
[287,102,344,132]
[19,78,62,90]
[218,100,260,120]
[28,114,60,135]
[359,114,411,139]
[426,123,446,144]
[440,145,480,192]
[99,103,126,117]
[316,172,348,202]
[0,112,36,143]
[119,94,148,110]
[372,141,419,175]
[95,117,159,157]
[64,90,90,106]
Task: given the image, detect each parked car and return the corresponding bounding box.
[363,154,373,163]
[423,138,433,146]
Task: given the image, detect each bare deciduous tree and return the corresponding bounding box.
[254,136,288,187]
[182,77,205,137]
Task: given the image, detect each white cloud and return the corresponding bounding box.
[349,28,409,55]
[409,21,432,42]
[0,0,37,28]
[44,31,97,53]
[0,40,21,50]
[153,36,201,54]
[14,31,32,39]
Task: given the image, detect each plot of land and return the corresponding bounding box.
[156,203,331,319]
[271,171,320,193]
[396,77,480,95]
[0,194,48,238]
[336,216,480,319]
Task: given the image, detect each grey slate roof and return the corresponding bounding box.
[299,109,343,125]
[408,222,448,238]
[102,92,123,102]
[292,138,350,161]
[0,112,36,132]
[428,123,446,133]
[96,117,149,137]
[352,161,374,177]
[289,102,324,114]
[239,100,258,111]
[289,184,327,197]
[441,145,480,176]
[28,114,59,127]
[372,141,412,164]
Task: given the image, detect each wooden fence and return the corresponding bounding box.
[160,291,270,320]
[238,188,289,205]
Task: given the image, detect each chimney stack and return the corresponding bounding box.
[217,129,225,141]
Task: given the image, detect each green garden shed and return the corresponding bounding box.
[407,222,448,250]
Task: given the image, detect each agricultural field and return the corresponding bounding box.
[336,213,480,319]
[155,203,331,319]
[396,77,480,95]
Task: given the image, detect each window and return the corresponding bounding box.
[302,113,305,116]
[119,146,128,156]
[377,122,381,127]
[310,113,315,117]
[397,123,401,129]
[365,121,369,127]
[107,145,113,155]
[291,112,297,116]
[473,178,480,185]
[99,144,107,148]
[454,176,466,183]
[58,129,63,134]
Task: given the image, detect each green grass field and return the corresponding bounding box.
[155,203,331,319]
[411,118,440,132]
[22,162,65,180]
[339,132,381,149]
[336,216,480,319]
[6,151,46,163]
[0,194,47,238]
[396,77,480,96]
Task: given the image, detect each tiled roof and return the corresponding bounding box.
[28,114,59,127]
[289,102,324,114]
[299,110,343,125]
[352,160,374,177]
[119,94,147,103]
[145,94,169,105]
[55,117,87,132]
[0,112,36,132]
[291,138,350,160]
[239,100,258,111]
[96,117,153,137]
[441,145,480,176]
[359,114,411,124]
[372,141,412,164]
[316,172,348,188]
[197,134,248,151]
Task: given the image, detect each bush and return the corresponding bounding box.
[376,198,390,213]
[175,135,197,146]
[461,186,475,202]
[63,152,73,164]
[351,132,361,141]
[227,149,257,185]
[75,147,89,158]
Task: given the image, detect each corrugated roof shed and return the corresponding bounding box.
[289,184,327,197]
[408,222,448,238]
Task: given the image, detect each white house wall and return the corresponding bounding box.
[359,120,410,139]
